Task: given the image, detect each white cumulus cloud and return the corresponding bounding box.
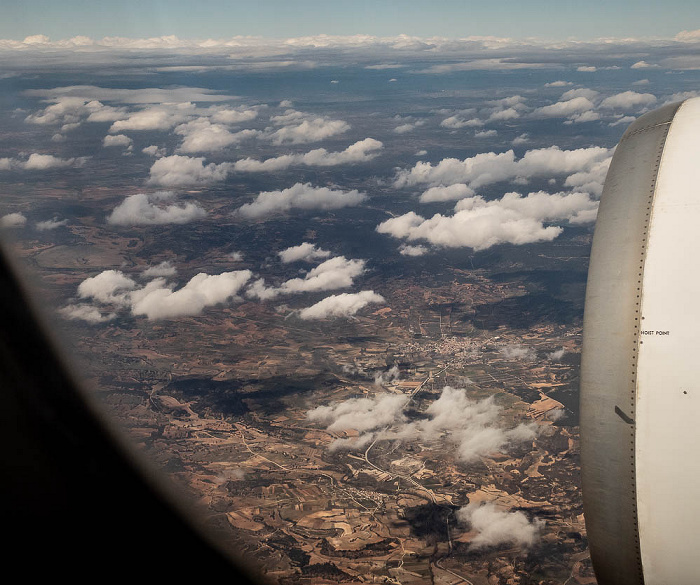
[599,91,657,110]
[141,261,177,278]
[279,242,332,263]
[103,134,133,148]
[107,192,206,225]
[394,146,611,193]
[377,191,599,251]
[269,116,350,144]
[65,268,252,321]
[233,138,382,172]
[457,502,544,549]
[175,118,260,153]
[420,183,475,203]
[36,217,68,231]
[236,183,366,219]
[309,386,537,460]
[131,271,252,320]
[298,290,385,320]
[0,212,27,228]
[147,155,232,187]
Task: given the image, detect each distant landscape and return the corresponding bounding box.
[2,31,700,584]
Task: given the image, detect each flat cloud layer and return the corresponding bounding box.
[237,183,367,218]
[377,191,598,251]
[107,192,206,225]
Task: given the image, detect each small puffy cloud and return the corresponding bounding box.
[281,256,366,294]
[599,91,657,110]
[269,117,350,144]
[208,106,259,125]
[247,256,367,299]
[545,80,573,87]
[547,348,566,361]
[546,408,566,422]
[440,115,484,129]
[59,304,116,323]
[109,103,195,132]
[107,192,206,225]
[393,119,425,134]
[415,149,428,156]
[632,79,650,86]
[237,183,366,219]
[70,268,252,321]
[298,290,385,320]
[404,387,537,463]
[394,146,611,193]
[561,88,600,101]
[78,269,137,305]
[420,183,475,203]
[36,217,68,231]
[309,386,536,461]
[512,134,529,145]
[631,61,659,69]
[457,502,544,549]
[246,278,278,301]
[577,66,597,72]
[487,107,520,122]
[279,242,331,263]
[25,153,84,170]
[25,97,126,127]
[130,270,252,320]
[147,155,232,187]
[533,97,595,119]
[0,212,27,228]
[475,129,497,138]
[103,134,133,148]
[377,191,599,251]
[308,392,408,447]
[228,251,244,261]
[141,261,177,278]
[0,153,87,172]
[142,145,166,157]
[399,244,428,256]
[500,344,536,361]
[566,110,601,124]
[175,118,259,153]
[233,138,382,172]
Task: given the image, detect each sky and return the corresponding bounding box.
[3,0,700,41]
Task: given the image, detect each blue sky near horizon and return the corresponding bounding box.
[3,0,700,41]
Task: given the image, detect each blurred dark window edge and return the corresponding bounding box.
[0,241,260,582]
